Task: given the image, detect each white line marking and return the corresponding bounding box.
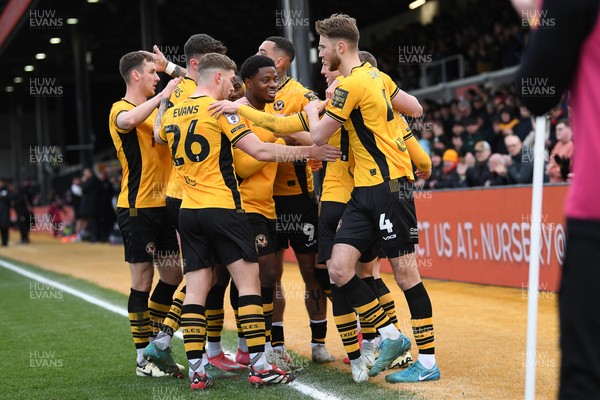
[0,258,343,400]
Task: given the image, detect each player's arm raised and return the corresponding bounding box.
[117,76,181,132]
[140,45,187,78]
[153,77,184,145]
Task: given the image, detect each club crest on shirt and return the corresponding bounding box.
[225,113,240,124]
[395,137,407,152]
[273,100,285,111]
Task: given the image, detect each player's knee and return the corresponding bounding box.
[130,262,154,291]
[327,261,350,286]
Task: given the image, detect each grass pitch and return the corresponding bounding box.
[0,257,419,400]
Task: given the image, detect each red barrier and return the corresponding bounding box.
[284,185,567,291]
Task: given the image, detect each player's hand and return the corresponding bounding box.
[325,78,340,100]
[308,159,323,172]
[161,77,182,99]
[309,144,341,162]
[304,99,329,116]
[416,168,431,180]
[208,100,240,117]
[139,45,168,72]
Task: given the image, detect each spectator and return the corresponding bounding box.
[431,149,466,189]
[431,120,451,151]
[79,168,102,241]
[497,107,520,136]
[546,119,574,183]
[505,134,534,184]
[97,172,116,242]
[486,153,511,186]
[466,141,492,186]
[472,95,488,121]
[463,117,485,154]
[69,176,83,241]
[438,103,455,135]
[457,99,473,122]
[47,198,64,238]
[490,118,509,154]
[418,127,433,156]
[424,148,445,190]
[0,178,10,246]
[513,105,533,141]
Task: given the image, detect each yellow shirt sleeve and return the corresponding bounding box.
[325,78,361,123]
[217,112,252,145]
[404,132,432,171]
[109,101,133,134]
[380,71,400,100]
[237,105,308,133]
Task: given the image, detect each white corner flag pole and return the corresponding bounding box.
[525,115,548,400]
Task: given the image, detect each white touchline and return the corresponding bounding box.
[0,258,344,400]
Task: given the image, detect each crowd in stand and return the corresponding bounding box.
[413,83,572,190]
[371,2,525,90]
[378,2,527,90]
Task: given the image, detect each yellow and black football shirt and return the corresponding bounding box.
[109,99,171,209]
[165,76,197,199]
[265,76,319,196]
[325,62,413,187]
[233,111,283,220]
[158,96,251,210]
[320,76,355,204]
[320,125,355,204]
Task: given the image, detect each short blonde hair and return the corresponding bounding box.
[196,53,236,79]
[315,14,359,49]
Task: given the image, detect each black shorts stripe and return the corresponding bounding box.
[119,130,142,208]
[219,134,243,211]
[350,109,390,180]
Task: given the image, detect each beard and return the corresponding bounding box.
[328,50,342,72]
[218,85,231,101]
